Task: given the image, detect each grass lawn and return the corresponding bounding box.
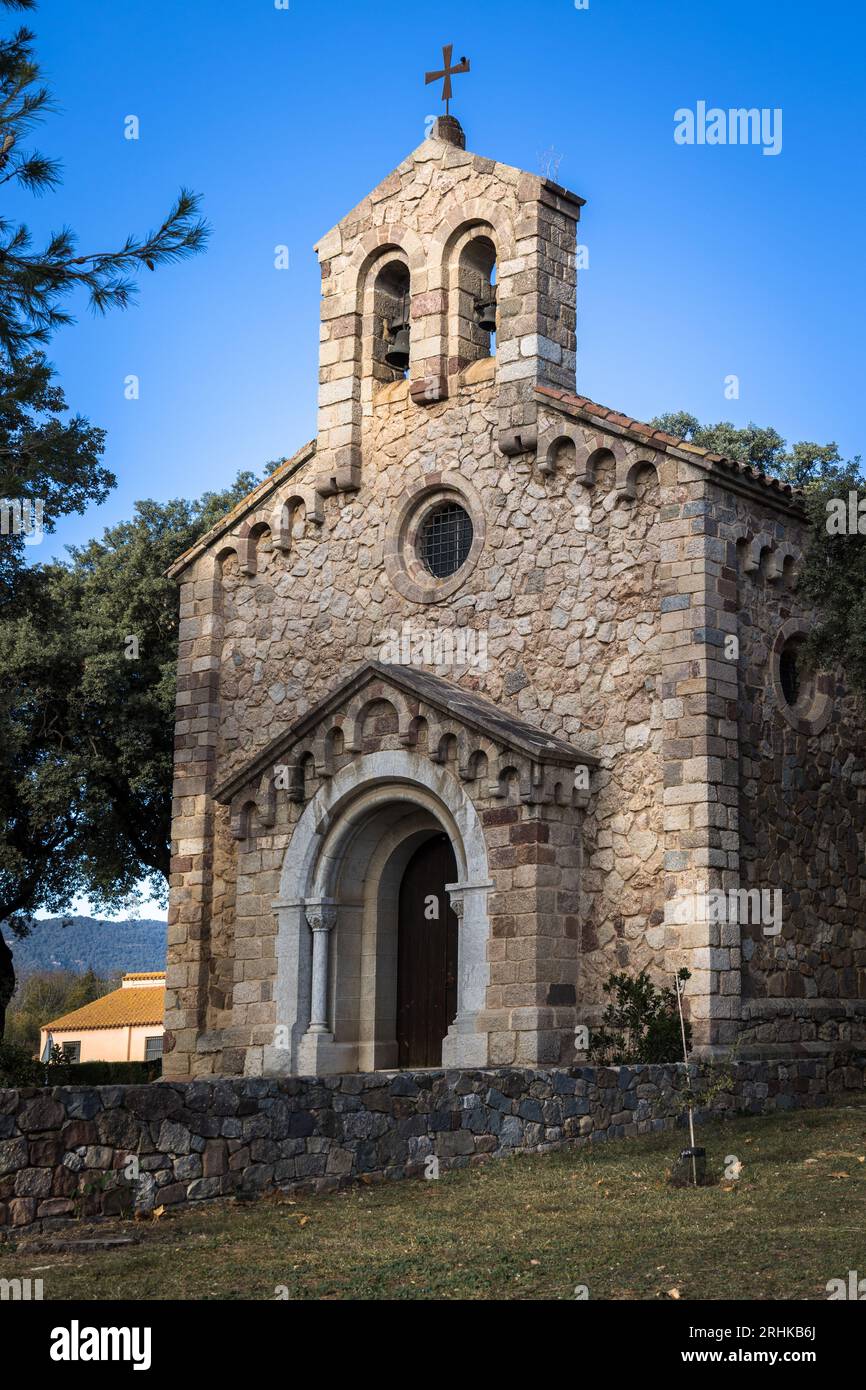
[4,1103,865,1301]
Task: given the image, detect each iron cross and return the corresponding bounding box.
[425,44,470,117]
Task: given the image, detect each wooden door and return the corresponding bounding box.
[396,834,459,1068]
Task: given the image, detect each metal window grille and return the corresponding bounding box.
[145,1035,164,1061]
[419,504,473,578]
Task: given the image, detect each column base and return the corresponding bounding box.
[296,1031,357,1076]
[442,1017,490,1068]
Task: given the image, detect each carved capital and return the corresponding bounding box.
[305,904,337,933]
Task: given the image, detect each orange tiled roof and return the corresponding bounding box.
[536,386,803,503]
[44,985,165,1032]
[122,972,165,981]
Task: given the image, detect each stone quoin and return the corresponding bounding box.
[161,112,865,1081]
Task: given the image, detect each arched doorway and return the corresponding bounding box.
[396,833,459,1067]
[272,750,493,1076]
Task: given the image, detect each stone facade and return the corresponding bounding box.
[3,1057,863,1233]
[163,115,865,1080]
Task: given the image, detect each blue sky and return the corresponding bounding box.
[18,0,865,566]
[15,0,864,917]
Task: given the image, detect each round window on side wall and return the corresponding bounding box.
[771,624,832,735]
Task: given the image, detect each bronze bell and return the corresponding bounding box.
[384,297,410,370]
[474,287,497,333]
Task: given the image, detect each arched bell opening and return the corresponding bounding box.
[373,259,411,382]
[457,233,497,365]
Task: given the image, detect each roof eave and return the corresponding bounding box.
[535,387,808,520]
[215,660,598,805]
[165,439,317,581]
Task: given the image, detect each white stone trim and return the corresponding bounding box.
[271,750,492,1074]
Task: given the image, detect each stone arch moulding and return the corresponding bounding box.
[428,201,517,292]
[534,427,620,484]
[215,536,256,577]
[766,542,799,586]
[743,531,775,576]
[350,228,427,389]
[770,618,832,736]
[614,454,660,503]
[347,223,428,296]
[217,513,278,579]
[441,218,499,377]
[271,487,324,553]
[267,749,493,1077]
[533,427,652,497]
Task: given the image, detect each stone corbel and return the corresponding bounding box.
[498,426,539,457]
[573,762,592,809]
[257,771,276,827]
[765,543,797,585]
[409,369,448,405]
[316,445,361,498]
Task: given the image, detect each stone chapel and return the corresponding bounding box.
[163,114,865,1081]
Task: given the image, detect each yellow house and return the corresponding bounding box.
[40,972,165,1064]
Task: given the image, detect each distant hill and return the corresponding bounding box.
[1,916,167,980]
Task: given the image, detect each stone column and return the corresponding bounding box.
[306,903,337,1033]
[442,880,493,1068]
[296,901,355,1076]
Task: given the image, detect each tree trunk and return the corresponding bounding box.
[0,928,14,1043]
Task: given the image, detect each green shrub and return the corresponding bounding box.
[44,1057,161,1086]
[588,968,691,1065]
[0,1040,44,1086]
[0,1042,160,1088]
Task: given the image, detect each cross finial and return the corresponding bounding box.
[425,43,470,117]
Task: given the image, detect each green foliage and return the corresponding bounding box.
[666,1048,740,1123]
[588,968,691,1065]
[42,1056,161,1086]
[651,412,788,477]
[6,914,165,977]
[0,1039,159,1086]
[0,472,261,956]
[0,0,211,1038]
[0,353,112,598]
[4,966,110,1051]
[649,412,852,489]
[0,1037,41,1083]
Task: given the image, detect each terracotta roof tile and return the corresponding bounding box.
[536,386,801,500]
[44,985,165,1032]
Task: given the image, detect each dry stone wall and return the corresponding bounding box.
[2,1058,861,1234]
